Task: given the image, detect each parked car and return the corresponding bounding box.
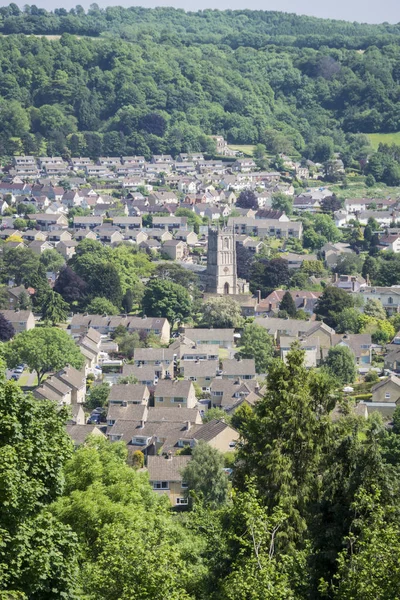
[14,365,24,374]
[11,373,20,380]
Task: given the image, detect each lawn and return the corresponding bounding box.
[227,145,256,156]
[367,132,400,150]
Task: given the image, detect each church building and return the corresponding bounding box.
[206,226,249,295]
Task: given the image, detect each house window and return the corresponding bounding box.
[385,393,391,399]
[181,481,188,489]
[176,497,188,505]
[153,481,169,490]
[229,442,237,448]
[388,297,393,304]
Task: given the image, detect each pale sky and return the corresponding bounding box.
[5,0,400,24]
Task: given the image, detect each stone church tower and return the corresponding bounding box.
[206,226,249,295]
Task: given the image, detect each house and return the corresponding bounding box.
[221,358,256,380]
[34,366,86,406]
[333,274,367,293]
[70,315,171,344]
[257,290,321,316]
[180,360,219,391]
[227,217,303,239]
[184,328,235,349]
[174,230,198,245]
[254,317,334,350]
[30,213,68,231]
[111,216,142,230]
[108,384,150,406]
[359,286,400,315]
[283,253,319,270]
[384,347,400,372]
[232,158,256,172]
[332,333,372,365]
[66,424,106,447]
[78,328,102,370]
[293,196,321,212]
[152,216,187,231]
[73,216,103,230]
[179,344,219,362]
[57,239,78,260]
[0,310,35,333]
[378,233,400,253]
[193,419,239,452]
[147,455,191,508]
[280,337,319,368]
[122,364,164,386]
[368,375,400,418]
[162,240,187,260]
[53,365,86,404]
[134,347,175,374]
[154,380,197,408]
[210,378,264,411]
[107,406,202,455]
[321,242,353,268]
[148,191,178,205]
[21,230,48,243]
[7,286,35,309]
[28,240,53,255]
[47,230,72,243]
[95,226,124,244]
[144,228,173,243]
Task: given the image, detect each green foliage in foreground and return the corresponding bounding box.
[2,344,400,599]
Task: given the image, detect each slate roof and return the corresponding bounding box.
[147,455,191,482]
[193,419,236,442]
[108,384,149,404]
[66,424,105,445]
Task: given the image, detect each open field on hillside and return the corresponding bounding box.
[227,145,256,156]
[367,132,400,149]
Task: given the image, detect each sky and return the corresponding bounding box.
[3,0,400,24]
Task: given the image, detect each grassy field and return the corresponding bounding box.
[367,132,400,150]
[227,145,256,156]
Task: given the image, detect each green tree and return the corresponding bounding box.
[325,346,356,385]
[182,440,229,508]
[86,297,120,315]
[0,358,78,597]
[363,298,386,320]
[202,407,229,423]
[86,382,110,410]
[271,192,293,216]
[315,286,354,329]
[41,291,69,325]
[238,322,275,373]
[279,291,297,317]
[39,249,65,273]
[142,279,192,323]
[5,328,84,384]
[235,342,333,549]
[336,307,360,334]
[0,313,15,341]
[199,296,243,328]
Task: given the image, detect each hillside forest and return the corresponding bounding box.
[0,5,399,163]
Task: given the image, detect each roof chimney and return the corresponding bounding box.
[185,420,191,431]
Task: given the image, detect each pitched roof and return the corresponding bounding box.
[155,379,194,398]
[221,359,256,377]
[108,384,149,404]
[193,419,237,443]
[66,424,105,445]
[184,328,234,342]
[147,455,191,482]
[371,374,400,392]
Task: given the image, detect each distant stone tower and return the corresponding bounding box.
[206,226,249,295]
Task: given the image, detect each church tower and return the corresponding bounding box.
[206,226,238,295]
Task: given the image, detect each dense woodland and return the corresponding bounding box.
[0,5,399,159]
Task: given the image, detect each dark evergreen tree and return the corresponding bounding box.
[0,313,15,341]
[279,291,297,317]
